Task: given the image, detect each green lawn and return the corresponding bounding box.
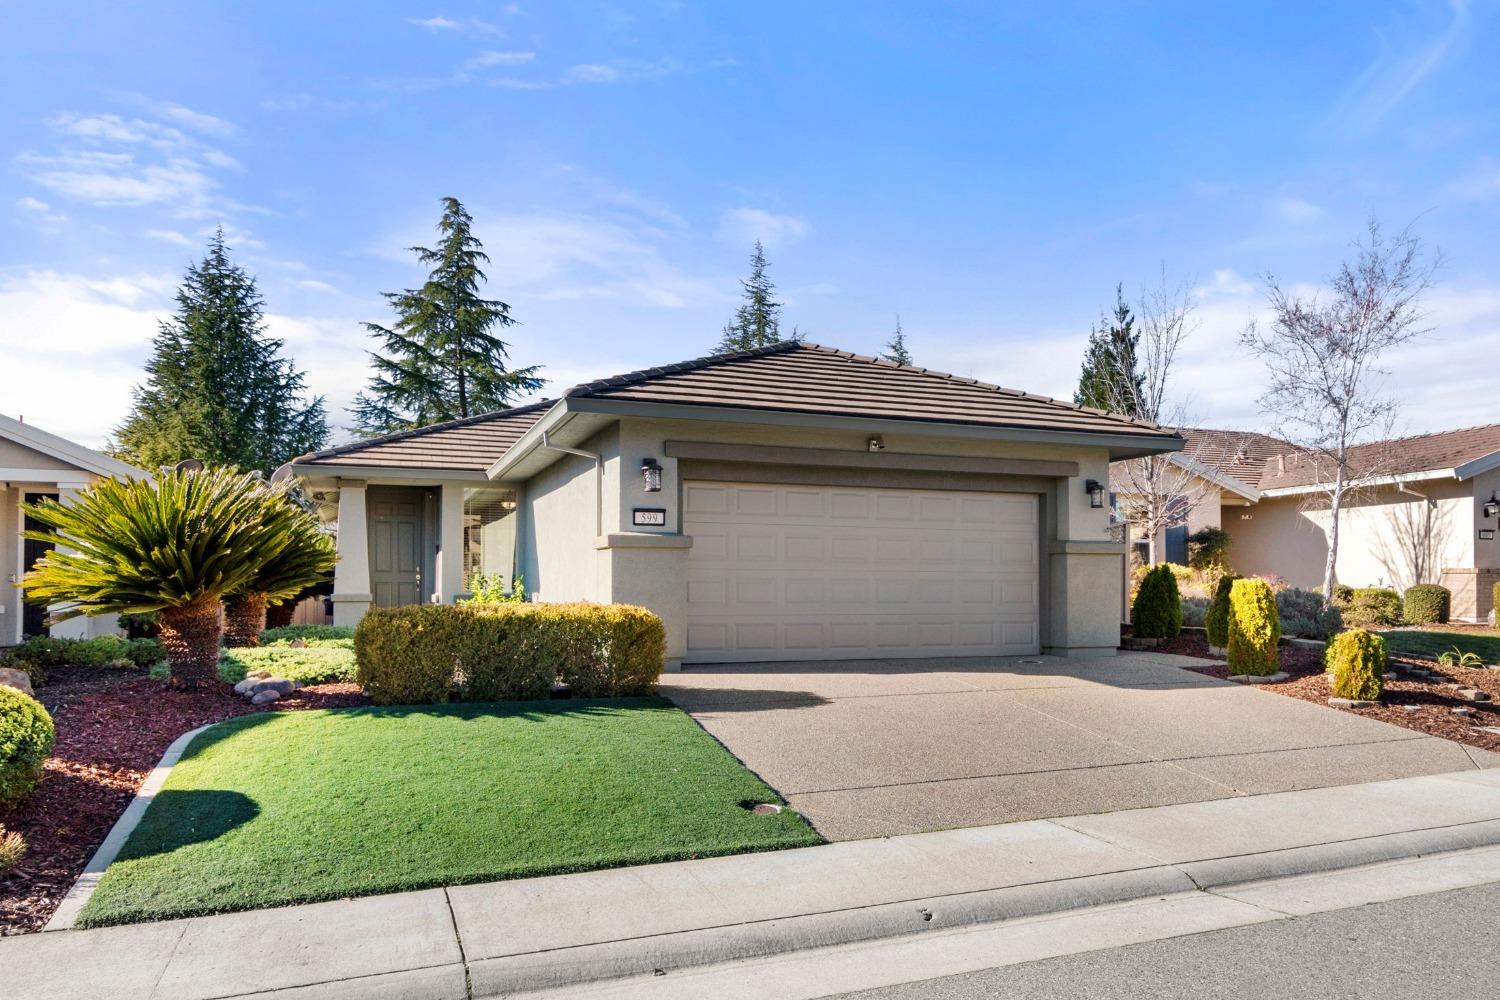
[1380,628,1500,664]
[78,699,821,926]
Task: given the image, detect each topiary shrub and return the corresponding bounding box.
[1403,584,1450,625]
[0,687,55,805]
[1205,574,1238,649]
[1276,587,1343,640]
[1131,564,1183,640]
[355,603,665,706]
[1325,628,1386,701]
[1341,588,1403,628]
[1227,578,1280,676]
[1181,596,1209,628]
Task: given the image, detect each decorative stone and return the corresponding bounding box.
[1229,671,1289,684]
[1208,645,1227,658]
[248,670,274,680]
[290,638,309,649]
[1328,696,1377,709]
[232,678,259,695]
[249,678,297,696]
[1452,706,1476,716]
[1401,705,1421,713]
[1459,688,1492,702]
[250,689,281,705]
[0,667,35,698]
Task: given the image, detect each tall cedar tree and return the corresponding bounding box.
[1074,285,1144,414]
[882,316,913,365]
[716,241,785,352]
[113,230,328,473]
[353,198,543,435]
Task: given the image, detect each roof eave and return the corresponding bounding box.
[1258,467,1460,498]
[1167,453,1263,502]
[0,413,145,481]
[1455,450,1500,481]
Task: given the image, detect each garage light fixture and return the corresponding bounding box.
[640,457,663,493]
[1485,492,1499,519]
[1085,479,1105,508]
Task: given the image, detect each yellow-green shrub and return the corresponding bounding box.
[1402,585,1450,625]
[354,602,665,705]
[1325,629,1386,701]
[1227,578,1280,676]
[1205,574,1238,648]
[0,687,55,805]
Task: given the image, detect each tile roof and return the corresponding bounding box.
[296,341,1180,473]
[1151,424,1500,494]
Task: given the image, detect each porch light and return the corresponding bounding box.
[641,458,663,493]
[1085,479,1105,509]
[1485,492,1499,519]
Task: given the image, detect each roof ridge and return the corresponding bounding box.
[296,399,554,463]
[562,340,801,398]
[1354,421,1500,450]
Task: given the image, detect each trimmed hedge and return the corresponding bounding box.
[1341,588,1403,628]
[355,603,665,706]
[1205,575,1238,648]
[0,687,55,805]
[1,635,164,685]
[1227,578,1280,676]
[1403,585,1450,625]
[1131,564,1183,640]
[1276,587,1343,640]
[259,624,354,645]
[1326,629,1386,701]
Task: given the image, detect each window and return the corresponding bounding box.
[462,488,517,589]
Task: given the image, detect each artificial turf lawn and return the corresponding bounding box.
[1380,629,1500,664]
[78,698,822,926]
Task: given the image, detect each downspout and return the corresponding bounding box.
[541,430,603,537]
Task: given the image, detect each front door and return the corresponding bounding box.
[22,493,58,638]
[368,487,430,608]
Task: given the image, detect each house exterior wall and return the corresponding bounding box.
[1225,480,1474,594]
[517,425,619,606]
[4,477,121,645]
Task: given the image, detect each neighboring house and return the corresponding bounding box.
[1111,425,1500,622]
[287,342,1183,667]
[1,413,145,645]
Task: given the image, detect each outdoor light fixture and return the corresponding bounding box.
[1085,479,1105,508]
[640,458,663,493]
[1486,492,1499,520]
[867,435,885,452]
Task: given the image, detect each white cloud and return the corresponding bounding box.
[406,15,503,36]
[199,149,242,170]
[145,228,193,245]
[490,77,555,90]
[467,50,534,67]
[565,63,620,84]
[1446,158,1500,201]
[16,196,65,224]
[1325,0,1473,135]
[1272,196,1325,224]
[17,196,51,213]
[716,207,810,247]
[296,279,338,293]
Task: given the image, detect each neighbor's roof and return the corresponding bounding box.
[1256,423,1500,492]
[0,412,144,480]
[1176,428,1296,490]
[294,341,1180,473]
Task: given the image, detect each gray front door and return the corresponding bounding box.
[368,487,429,608]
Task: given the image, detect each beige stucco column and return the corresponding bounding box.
[596,533,692,672]
[332,479,372,626]
[436,483,466,604]
[1044,461,1125,659]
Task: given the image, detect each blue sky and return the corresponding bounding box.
[3,1,1498,447]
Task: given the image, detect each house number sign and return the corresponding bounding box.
[632,508,667,527]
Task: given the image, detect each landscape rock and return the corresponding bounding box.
[232,678,259,695]
[250,689,281,705]
[249,678,297,696]
[1328,696,1377,709]
[0,667,35,698]
[1451,706,1476,716]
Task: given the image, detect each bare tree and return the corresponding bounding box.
[1107,270,1223,564]
[1241,219,1437,604]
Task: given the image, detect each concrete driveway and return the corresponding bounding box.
[661,652,1500,840]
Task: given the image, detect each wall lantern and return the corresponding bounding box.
[640,458,663,493]
[1085,479,1105,509]
[1485,492,1499,520]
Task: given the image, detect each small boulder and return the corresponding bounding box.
[250,689,281,705]
[250,678,298,696]
[232,678,259,696]
[248,670,274,680]
[289,638,309,649]
[0,667,35,698]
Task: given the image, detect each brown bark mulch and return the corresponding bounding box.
[1160,633,1500,756]
[0,674,370,935]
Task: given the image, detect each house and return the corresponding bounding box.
[1112,425,1500,622]
[1,413,145,644]
[287,342,1183,667]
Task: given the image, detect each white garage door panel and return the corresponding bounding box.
[683,481,1039,662]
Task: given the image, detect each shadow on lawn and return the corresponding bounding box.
[113,789,260,861]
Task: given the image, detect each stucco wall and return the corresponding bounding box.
[1225,480,1474,592]
[518,425,619,605]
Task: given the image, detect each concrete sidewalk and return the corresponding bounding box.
[9,768,1500,1000]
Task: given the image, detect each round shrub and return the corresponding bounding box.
[1325,629,1386,701]
[1205,574,1238,648]
[1227,578,1280,676]
[1403,585,1450,625]
[0,686,55,805]
[1341,588,1403,628]
[1181,596,1210,629]
[1131,564,1183,640]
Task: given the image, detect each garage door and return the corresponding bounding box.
[683,481,1039,662]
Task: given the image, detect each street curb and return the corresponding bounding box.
[466,866,1195,998]
[44,723,212,932]
[468,817,1500,997]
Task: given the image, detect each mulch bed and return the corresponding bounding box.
[1160,633,1500,755]
[0,671,370,935]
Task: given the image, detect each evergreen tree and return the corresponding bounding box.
[716,241,784,353]
[881,316,912,365]
[1074,285,1143,414]
[112,230,328,473]
[353,197,543,435]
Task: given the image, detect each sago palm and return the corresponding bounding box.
[223,490,336,646]
[21,467,298,687]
